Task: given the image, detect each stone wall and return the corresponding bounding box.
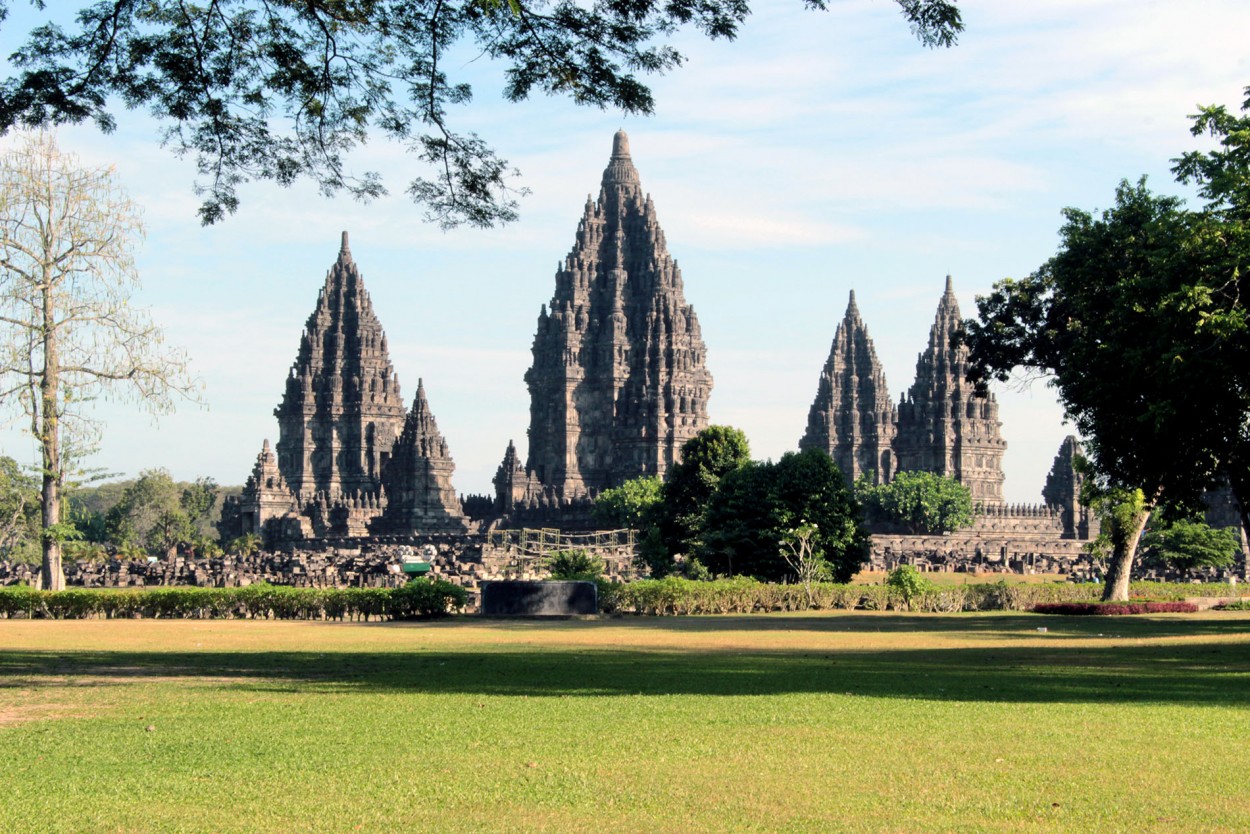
[870,533,1092,577]
[0,530,641,610]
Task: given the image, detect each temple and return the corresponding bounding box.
[520,129,713,503]
[212,133,1237,572]
[801,277,1006,504]
[893,276,1007,505]
[799,290,897,486]
[226,234,468,541]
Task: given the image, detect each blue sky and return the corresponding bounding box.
[3,0,1249,502]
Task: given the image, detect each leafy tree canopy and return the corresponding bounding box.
[699,448,870,583]
[960,88,1250,599]
[104,468,219,556]
[0,0,963,227]
[1139,517,1240,577]
[858,470,974,535]
[651,424,751,571]
[0,455,40,561]
[592,475,662,530]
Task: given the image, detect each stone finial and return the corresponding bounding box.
[340,231,351,260]
[602,129,640,189]
[944,274,954,295]
[846,289,860,318]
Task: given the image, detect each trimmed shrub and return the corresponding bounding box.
[1034,601,1199,615]
[0,582,466,621]
[389,579,467,619]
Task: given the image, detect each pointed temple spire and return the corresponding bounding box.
[524,131,713,500]
[893,275,1006,504]
[274,233,406,499]
[378,378,468,533]
[799,290,896,485]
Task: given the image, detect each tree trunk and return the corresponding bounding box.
[38,268,64,592]
[1101,505,1152,602]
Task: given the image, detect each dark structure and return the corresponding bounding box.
[522,130,713,503]
[801,276,1006,505]
[799,290,897,485]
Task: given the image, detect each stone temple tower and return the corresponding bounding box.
[799,290,897,485]
[378,380,469,533]
[893,276,1006,505]
[274,232,407,500]
[524,130,713,500]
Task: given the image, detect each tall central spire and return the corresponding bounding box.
[523,131,713,500]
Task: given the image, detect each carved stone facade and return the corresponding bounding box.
[523,130,713,501]
[799,291,896,485]
[894,276,1007,504]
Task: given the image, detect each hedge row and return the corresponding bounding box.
[0,580,467,620]
[600,577,1238,616]
[1033,601,1200,616]
[2,577,1236,619]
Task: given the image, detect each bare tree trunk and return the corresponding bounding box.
[38,266,64,591]
[1101,505,1152,602]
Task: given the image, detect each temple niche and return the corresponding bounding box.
[522,130,713,503]
[799,290,897,486]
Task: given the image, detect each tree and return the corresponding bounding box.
[0,1,963,227]
[592,475,662,529]
[779,521,830,608]
[859,470,975,535]
[105,469,190,557]
[1139,517,1240,579]
[0,132,198,589]
[1170,87,1250,549]
[179,476,220,549]
[961,177,1242,601]
[0,455,40,562]
[648,424,751,575]
[886,564,933,611]
[700,448,870,583]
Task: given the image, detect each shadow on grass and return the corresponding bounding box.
[583,612,1250,639]
[3,622,1249,707]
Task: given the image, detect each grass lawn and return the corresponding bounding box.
[2,612,1249,833]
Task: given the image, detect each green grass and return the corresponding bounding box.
[3,612,1250,833]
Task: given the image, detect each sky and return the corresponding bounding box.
[2,0,1249,502]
